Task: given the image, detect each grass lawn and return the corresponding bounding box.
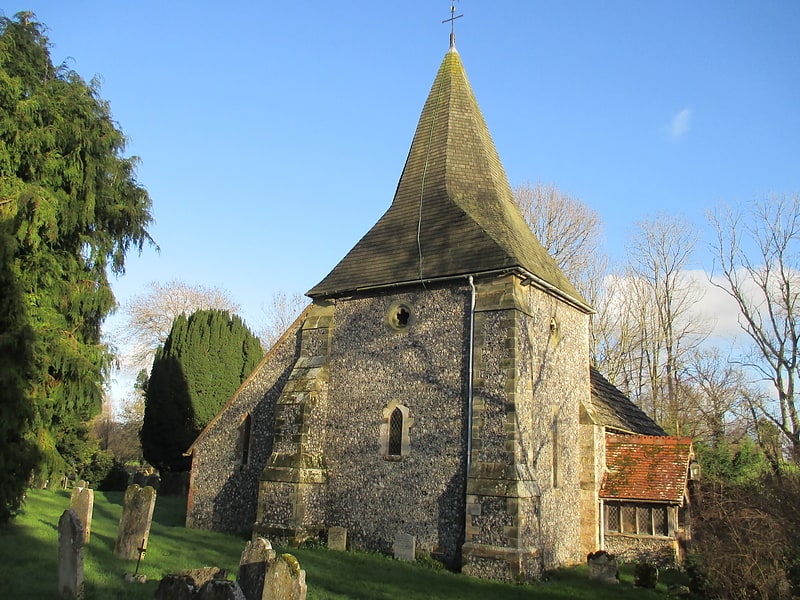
[0,489,692,599]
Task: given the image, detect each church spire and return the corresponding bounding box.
[308,21,588,312]
[442,1,463,49]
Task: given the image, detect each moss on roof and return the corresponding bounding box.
[308,47,586,307]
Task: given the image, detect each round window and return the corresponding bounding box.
[388,303,413,330]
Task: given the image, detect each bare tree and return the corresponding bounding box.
[682,346,753,444]
[710,194,800,462]
[513,182,607,305]
[513,182,609,364]
[116,279,241,370]
[258,291,308,349]
[600,215,709,434]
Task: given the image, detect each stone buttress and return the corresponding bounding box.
[462,276,543,581]
[254,300,333,544]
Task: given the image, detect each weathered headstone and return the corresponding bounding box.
[262,553,306,600]
[180,567,229,589]
[587,550,619,584]
[393,532,416,562]
[198,579,247,599]
[69,484,94,543]
[237,537,276,600]
[154,575,196,600]
[327,527,347,552]
[634,561,659,588]
[114,484,157,560]
[58,509,84,599]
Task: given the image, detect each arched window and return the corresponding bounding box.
[388,407,403,457]
[380,402,413,460]
[240,414,253,466]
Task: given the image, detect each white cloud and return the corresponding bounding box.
[668,107,692,140]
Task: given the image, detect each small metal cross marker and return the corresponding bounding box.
[442,1,463,34]
[133,538,147,576]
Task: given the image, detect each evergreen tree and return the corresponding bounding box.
[142,310,263,471]
[0,11,155,513]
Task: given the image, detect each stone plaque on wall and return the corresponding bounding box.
[393,532,416,562]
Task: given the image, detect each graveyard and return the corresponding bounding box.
[0,487,693,599]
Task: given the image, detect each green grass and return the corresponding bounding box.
[0,489,693,599]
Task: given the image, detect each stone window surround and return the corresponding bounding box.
[379,401,414,461]
[387,301,414,331]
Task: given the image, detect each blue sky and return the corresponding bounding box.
[5,1,800,344]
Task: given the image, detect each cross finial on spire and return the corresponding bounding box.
[442,1,463,49]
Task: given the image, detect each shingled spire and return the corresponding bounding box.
[308,45,588,310]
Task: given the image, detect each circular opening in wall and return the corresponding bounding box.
[388,303,413,330]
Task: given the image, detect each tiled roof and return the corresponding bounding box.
[600,433,693,503]
[308,46,586,309]
[586,368,666,436]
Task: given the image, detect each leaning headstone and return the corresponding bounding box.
[153,575,196,600]
[262,553,306,600]
[237,538,276,600]
[58,509,84,599]
[393,532,416,562]
[327,527,347,552]
[114,484,157,560]
[69,484,94,543]
[587,550,619,584]
[198,579,247,600]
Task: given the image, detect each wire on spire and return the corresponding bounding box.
[442,1,463,48]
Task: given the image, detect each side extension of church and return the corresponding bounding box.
[186,35,693,582]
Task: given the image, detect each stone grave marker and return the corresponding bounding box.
[587,550,619,584]
[327,527,347,552]
[69,483,93,543]
[262,553,306,600]
[237,537,275,600]
[153,575,196,600]
[58,509,84,599]
[393,532,416,562]
[197,579,247,599]
[114,484,157,560]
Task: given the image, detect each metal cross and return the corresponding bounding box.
[133,538,147,576]
[442,1,464,37]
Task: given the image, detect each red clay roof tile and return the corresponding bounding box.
[600,433,693,503]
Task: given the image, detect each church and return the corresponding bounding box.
[186,27,695,582]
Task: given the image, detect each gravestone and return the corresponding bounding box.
[237,537,275,600]
[634,562,659,588]
[587,550,619,584]
[69,484,94,543]
[327,527,347,551]
[393,532,416,562]
[198,579,247,599]
[114,484,157,560]
[262,553,306,600]
[58,509,84,599]
[180,567,229,589]
[154,575,196,600]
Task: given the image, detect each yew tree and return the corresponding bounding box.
[141,310,263,472]
[0,12,154,518]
